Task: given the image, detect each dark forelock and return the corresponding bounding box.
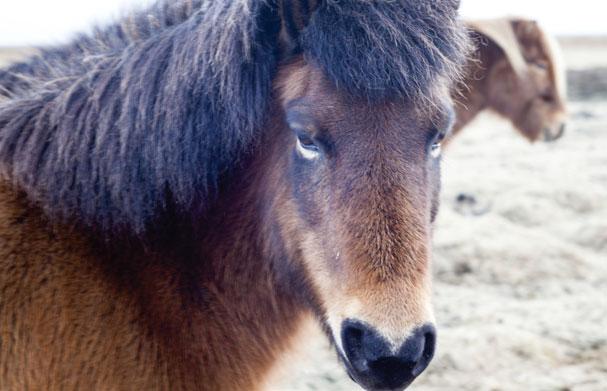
[300,0,470,100]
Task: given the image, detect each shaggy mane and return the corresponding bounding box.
[301,0,469,100]
[0,0,468,235]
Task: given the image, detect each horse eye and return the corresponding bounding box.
[297,133,316,149]
[540,91,554,103]
[295,133,320,160]
[430,142,442,159]
[429,128,446,159]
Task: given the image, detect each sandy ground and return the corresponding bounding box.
[0,38,606,390]
[264,39,607,390]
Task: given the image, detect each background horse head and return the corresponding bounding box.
[450,17,568,145]
[0,1,470,390]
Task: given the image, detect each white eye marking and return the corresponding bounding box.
[296,137,321,160]
[430,142,442,159]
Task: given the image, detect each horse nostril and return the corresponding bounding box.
[341,321,436,390]
[558,123,566,137]
[342,320,380,370]
[544,122,566,142]
[410,324,436,377]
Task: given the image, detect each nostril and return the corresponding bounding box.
[412,324,436,377]
[343,322,364,344]
[424,328,436,358]
[342,321,365,359]
[342,320,394,375]
[544,122,566,142]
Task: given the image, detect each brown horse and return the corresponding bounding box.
[0,1,470,390]
[450,17,568,145]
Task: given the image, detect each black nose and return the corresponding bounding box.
[341,320,436,391]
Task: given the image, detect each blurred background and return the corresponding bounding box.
[1,1,605,390]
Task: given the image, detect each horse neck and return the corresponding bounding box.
[107,132,307,389]
[177,126,307,387]
[200,135,295,299]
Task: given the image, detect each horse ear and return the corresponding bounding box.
[279,0,322,53]
[467,18,529,80]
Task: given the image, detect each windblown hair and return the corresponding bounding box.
[301,0,469,100]
[0,0,280,233]
[0,0,469,235]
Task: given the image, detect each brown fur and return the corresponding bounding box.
[0,0,471,386]
[0,56,452,390]
[273,60,446,348]
[0,184,304,390]
[450,18,567,145]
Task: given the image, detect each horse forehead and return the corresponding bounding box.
[277,59,450,149]
[277,58,448,112]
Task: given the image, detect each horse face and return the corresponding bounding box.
[487,20,567,142]
[273,60,454,391]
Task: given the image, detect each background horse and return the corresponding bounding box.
[449,17,568,146]
[0,1,469,390]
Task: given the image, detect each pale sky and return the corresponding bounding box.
[0,0,604,47]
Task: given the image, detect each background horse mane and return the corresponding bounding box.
[0,0,468,236]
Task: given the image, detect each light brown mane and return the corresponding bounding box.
[540,21,567,105]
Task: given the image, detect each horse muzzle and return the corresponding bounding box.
[543,122,566,142]
[340,320,436,391]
